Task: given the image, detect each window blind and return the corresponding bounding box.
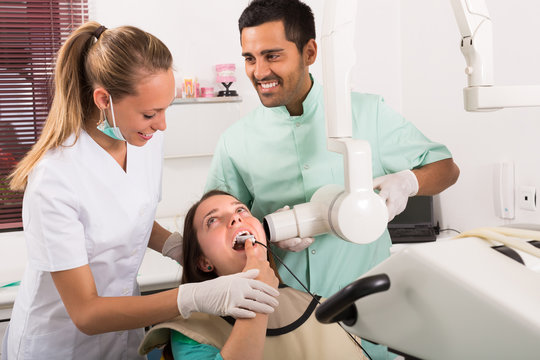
[0,0,88,231]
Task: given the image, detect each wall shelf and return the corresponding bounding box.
[172,96,242,105]
[164,153,213,160]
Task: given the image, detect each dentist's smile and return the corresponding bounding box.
[138,132,154,141]
[257,80,279,93]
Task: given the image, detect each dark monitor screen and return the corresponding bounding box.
[388,195,434,227]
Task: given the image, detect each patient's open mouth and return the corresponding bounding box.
[233,231,255,250]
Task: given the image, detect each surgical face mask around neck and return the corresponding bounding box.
[97,95,126,141]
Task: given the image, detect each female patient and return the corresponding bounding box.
[138,190,367,360]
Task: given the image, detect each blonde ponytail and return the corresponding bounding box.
[9,21,172,191]
[9,22,100,191]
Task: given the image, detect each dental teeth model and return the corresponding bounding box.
[233,232,255,250]
[215,63,238,97]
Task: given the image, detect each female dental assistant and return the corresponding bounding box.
[3,22,278,360]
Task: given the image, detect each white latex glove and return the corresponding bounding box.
[373,169,419,222]
[162,231,183,265]
[177,269,279,319]
[272,205,315,252]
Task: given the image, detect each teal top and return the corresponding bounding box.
[170,331,223,360]
[206,78,452,297]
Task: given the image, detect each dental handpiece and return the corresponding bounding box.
[233,234,256,250]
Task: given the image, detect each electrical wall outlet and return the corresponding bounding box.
[518,186,536,211]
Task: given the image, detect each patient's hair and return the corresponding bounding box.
[181,189,281,284]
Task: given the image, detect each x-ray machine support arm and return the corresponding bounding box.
[451,0,540,111]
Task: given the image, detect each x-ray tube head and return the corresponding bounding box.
[263,202,330,243]
[263,184,388,245]
[263,186,338,242]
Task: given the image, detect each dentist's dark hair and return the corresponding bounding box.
[181,190,281,285]
[238,0,316,53]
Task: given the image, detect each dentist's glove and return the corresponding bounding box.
[272,206,315,252]
[177,269,280,319]
[373,170,419,222]
[162,232,183,266]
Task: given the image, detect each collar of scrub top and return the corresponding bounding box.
[269,73,321,119]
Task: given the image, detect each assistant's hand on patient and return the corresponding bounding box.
[178,236,279,318]
[272,206,315,252]
[177,266,279,319]
[373,169,419,222]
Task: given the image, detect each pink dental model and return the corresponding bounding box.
[215,63,238,97]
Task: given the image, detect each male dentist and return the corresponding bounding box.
[205,1,459,357]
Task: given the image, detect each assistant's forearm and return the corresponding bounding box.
[75,288,179,335]
[220,314,268,360]
[413,158,460,195]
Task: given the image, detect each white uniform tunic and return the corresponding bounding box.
[7,130,163,359]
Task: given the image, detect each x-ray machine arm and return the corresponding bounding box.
[452,0,540,110]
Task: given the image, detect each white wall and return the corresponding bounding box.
[400,0,540,231]
[353,0,401,111]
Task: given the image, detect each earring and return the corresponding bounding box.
[207,265,213,271]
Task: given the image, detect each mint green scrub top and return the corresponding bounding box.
[205,79,452,359]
